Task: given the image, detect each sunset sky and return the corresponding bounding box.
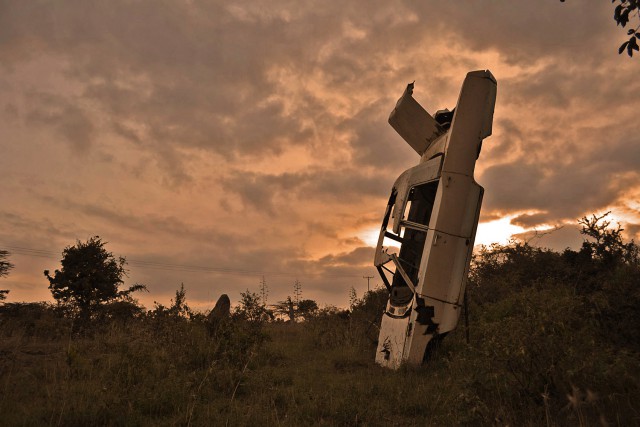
[1,1,639,310]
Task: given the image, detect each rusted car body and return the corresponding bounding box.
[375,70,497,369]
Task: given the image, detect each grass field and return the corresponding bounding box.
[1,291,638,426]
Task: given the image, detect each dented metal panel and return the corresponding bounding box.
[388,83,445,156]
[374,70,497,369]
[390,156,442,235]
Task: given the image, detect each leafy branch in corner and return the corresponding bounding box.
[613,0,640,56]
[560,0,640,57]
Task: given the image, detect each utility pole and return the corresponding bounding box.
[363,275,374,293]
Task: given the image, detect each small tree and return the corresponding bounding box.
[578,212,639,267]
[151,283,193,320]
[168,283,191,318]
[0,250,13,278]
[297,299,319,320]
[0,250,13,301]
[272,296,296,322]
[348,286,358,310]
[234,290,272,324]
[44,236,145,319]
[271,297,318,321]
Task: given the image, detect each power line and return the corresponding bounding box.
[1,244,366,279]
[1,246,56,259]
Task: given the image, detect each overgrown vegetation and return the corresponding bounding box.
[0,286,266,426]
[1,214,639,425]
[458,212,640,425]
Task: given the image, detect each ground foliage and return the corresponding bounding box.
[1,215,639,425]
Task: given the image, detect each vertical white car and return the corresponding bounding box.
[374,70,497,369]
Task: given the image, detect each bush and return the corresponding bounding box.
[461,213,640,424]
[307,288,387,350]
[0,302,71,339]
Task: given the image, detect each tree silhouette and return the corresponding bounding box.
[0,250,13,301]
[271,296,318,321]
[296,299,319,319]
[578,211,639,267]
[272,296,296,322]
[44,236,145,319]
[234,290,272,324]
[613,0,640,56]
[0,250,13,278]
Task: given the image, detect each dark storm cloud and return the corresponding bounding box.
[412,1,614,65]
[485,64,634,166]
[485,118,523,160]
[0,211,69,243]
[283,249,374,283]
[111,122,141,144]
[223,168,390,215]
[478,211,506,223]
[3,103,19,120]
[27,192,237,248]
[339,98,418,170]
[626,223,640,241]
[511,212,555,228]
[8,1,593,191]
[499,61,640,124]
[599,128,640,172]
[474,44,640,229]
[317,246,374,267]
[0,0,435,175]
[24,92,94,153]
[2,1,316,163]
[501,65,572,110]
[153,144,193,187]
[481,150,637,227]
